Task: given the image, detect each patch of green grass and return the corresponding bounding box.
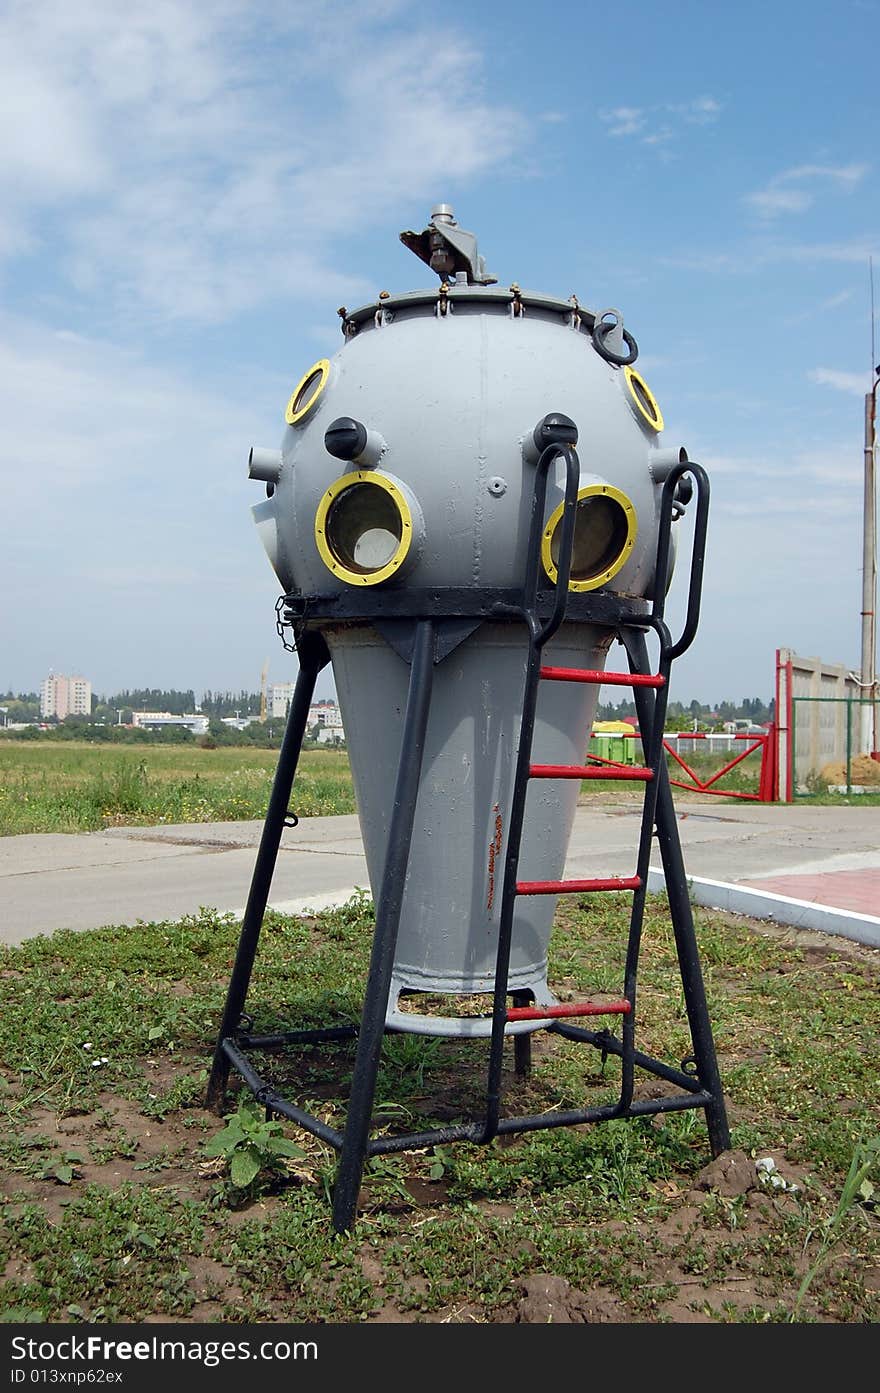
[794,791,880,807]
[0,742,355,834]
[2,1186,205,1322]
[0,891,878,1323]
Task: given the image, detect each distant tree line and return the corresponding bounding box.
[102,688,197,715]
[0,691,39,721]
[7,688,266,723]
[2,688,775,738]
[199,690,262,717]
[94,688,263,719]
[596,695,774,726]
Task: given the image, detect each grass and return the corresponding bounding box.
[793,790,880,807]
[1,891,877,1324]
[0,741,773,837]
[0,743,356,835]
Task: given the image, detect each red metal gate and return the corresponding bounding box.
[586,727,776,801]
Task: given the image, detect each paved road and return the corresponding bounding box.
[2,800,878,948]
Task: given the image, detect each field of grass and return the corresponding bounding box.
[0,890,877,1324]
[0,743,356,835]
[0,740,769,839]
[1,738,875,838]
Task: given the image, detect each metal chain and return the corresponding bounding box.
[274,594,298,652]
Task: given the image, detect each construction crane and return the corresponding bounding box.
[260,659,269,721]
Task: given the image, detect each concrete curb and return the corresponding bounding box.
[647,867,880,950]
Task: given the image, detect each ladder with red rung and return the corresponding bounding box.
[506,666,665,1024]
[478,440,730,1154]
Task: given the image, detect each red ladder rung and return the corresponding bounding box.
[540,666,664,688]
[529,764,653,781]
[507,1000,632,1021]
[516,876,641,895]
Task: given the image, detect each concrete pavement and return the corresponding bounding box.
[1,799,878,949]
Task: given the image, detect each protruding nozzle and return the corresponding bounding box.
[248,447,282,484]
[650,447,693,517]
[650,447,689,482]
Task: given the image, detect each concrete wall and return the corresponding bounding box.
[776,648,873,796]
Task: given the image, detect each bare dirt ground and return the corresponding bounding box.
[4,1097,854,1323]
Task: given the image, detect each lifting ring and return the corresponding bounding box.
[592,320,639,366]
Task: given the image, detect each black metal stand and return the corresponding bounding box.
[206,632,330,1109]
[208,453,730,1232]
[331,619,435,1230]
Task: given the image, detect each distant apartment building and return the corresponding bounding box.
[265,686,345,740]
[40,673,91,720]
[308,699,345,743]
[269,682,297,720]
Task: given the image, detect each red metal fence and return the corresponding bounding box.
[586,727,777,802]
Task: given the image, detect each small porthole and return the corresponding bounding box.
[285,359,330,426]
[541,484,637,592]
[314,471,414,587]
[624,366,664,433]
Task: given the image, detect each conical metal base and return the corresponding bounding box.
[328,620,611,1035]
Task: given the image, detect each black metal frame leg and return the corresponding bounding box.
[622,627,731,1156]
[331,620,436,1232]
[206,632,330,1110]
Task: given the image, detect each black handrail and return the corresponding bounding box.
[652,460,710,661]
[520,441,581,646]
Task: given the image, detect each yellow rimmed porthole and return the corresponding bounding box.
[285,359,330,426]
[314,471,414,586]
[541,482,637,592]
[624,366,664,433]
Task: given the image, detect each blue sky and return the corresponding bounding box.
[1,0,877,708]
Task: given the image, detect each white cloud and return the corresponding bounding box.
[745,162,869,219]
[0,308,284,690]
[701,445,862,488]
[809,367,873,396]
[660,237,880,275]
[599,106,646,137]
[746,188,813,217]
[783,163,868,187]
[782,288,855,326]
[642,127,674,148]
[599,96,721,145]
[782,238,880,264]
[0,313,262,510]
[670,96,722,125]
[0,2,529,325]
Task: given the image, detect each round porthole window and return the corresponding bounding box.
[314,471,414,586]
[285,359,330,426]
[541,483,637,591]
[624,366,664,433]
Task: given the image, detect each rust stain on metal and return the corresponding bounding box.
[486,804,503,910]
